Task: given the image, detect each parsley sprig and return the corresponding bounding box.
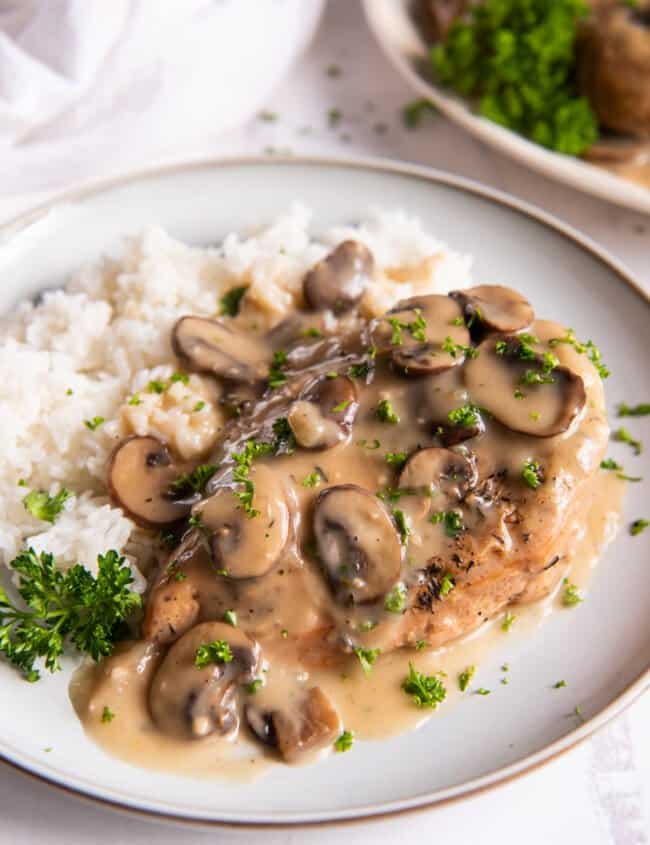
[0,549,141,681]
[402,662,446,708]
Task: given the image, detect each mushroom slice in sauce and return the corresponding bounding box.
[399,447,477,502]
[303,240,374,314]
[312,484,402,604]
[287,375,359,450]
[246,687,340,763]
[108,435,192,528]
[141,531,206,644]
[373,295,470,376]
[149,622,261,740]
[195,465,290,578]
[450,285,534,334]
[464,336,586,437]
[172,316,270,382]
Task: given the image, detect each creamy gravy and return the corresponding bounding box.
[70,470,623,779]
[69,251,620,775]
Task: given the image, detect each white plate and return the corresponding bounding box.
[362,0,650,216]
[0,157,648,829]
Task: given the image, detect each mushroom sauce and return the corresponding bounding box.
[72,240,620,772]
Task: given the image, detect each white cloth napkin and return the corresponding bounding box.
[0,0,324,193]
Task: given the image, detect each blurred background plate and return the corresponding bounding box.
[362,0,650,215]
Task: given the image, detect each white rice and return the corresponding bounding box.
[0,205,471,586]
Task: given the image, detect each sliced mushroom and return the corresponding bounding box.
[464,336,586,437]
[372,295,470,376]
[312,484,402,604]
[172,316,270,382]
[149,622,261,740]
[195,464,290,578]
[450,285,534,334]
[141,531,206,644]
[287,375,358,449]
[108,436,192,528]
[303,240,374,313]
[245,686,340,762]
[399,447,477,502]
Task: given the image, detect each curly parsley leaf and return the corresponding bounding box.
[0,549,141,681]
[402,662,447,709]
[23,489,71,523]
[194,639,233,668]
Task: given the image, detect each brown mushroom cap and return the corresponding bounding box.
[450,285,534,334]
[312,484,403,604]
[287,375,359,450]
[107,436,192,528]
[577,3,650,139]
[245,686,340,762]
[195,464,290,578]
[149,621,261,740]
[399,447,477,502]
[373,294,471,376]
[464,336,586,437]
[303,240,374,313]
[172,316,270,382]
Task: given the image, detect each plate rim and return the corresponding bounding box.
[361,0,650,216]
[0,154,648,830]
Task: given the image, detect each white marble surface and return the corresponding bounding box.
[0,2,648,843]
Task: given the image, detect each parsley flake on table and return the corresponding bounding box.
[630,519,649,537]
[612,427,642,456]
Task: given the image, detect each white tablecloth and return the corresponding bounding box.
[0,2,647,843]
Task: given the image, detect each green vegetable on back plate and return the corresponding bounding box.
[430,0,599,155]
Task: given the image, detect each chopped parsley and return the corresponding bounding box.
[384,583,407,614]
[169,464,219,497]
[403,98,438,128]
[258,110,277,122]
[387,317,403,346]
[430,510,465,538]
[377,399,399,424]
[562,580,582,608]
[334,730,354,752]
[441,335,478,359]
[600,458,641,482]
[386,308,427,344]
[522,459,543,489]
[358,438,381,450]
[194,640,233,668]
[354,646,380,676]
[392,509,411,544]
[349,361,373,380]
[246,678,263,694]
[327,107,342,127]
[458,665,476,691]
[268,350,289,389]
[385,451,408,469]
[415,639,428,651]
[231,439,273,517]
[439,573,455,598]
[193,400,206,412]
[501,612,516,632]
[475,688,491,696]
[630,519,649,537]
[127,393,141,406]
[23,489,71,523]
[302,470,322,488]
[0,549,141,681]
[447,403,480,428]
[84,416,105,431]
[302,327,323,338]
[430,0,598,156]
[332,399,351,413]
[496,332,539,360]
[271,416,296,455]
[219,285,248,317]
[554,680,567,689]
[549,329,609,379]
[101,706,115,724]
[402,662,447,708]
[223,609,237,627]
[618,402,650,417]
[612,427,642,456]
